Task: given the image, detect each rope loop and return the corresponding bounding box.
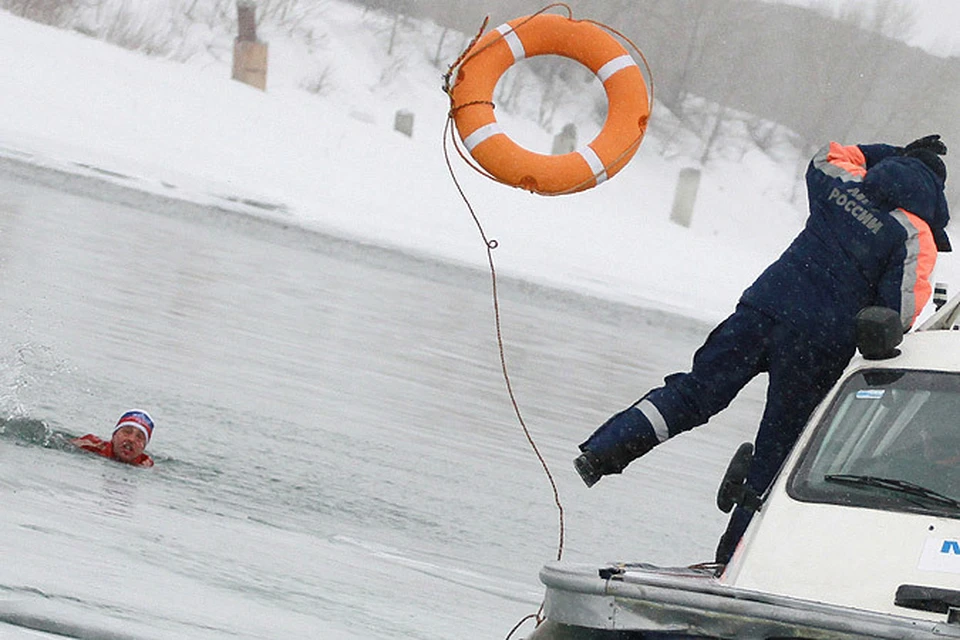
[447,100,495,120]
[444,3,654,195]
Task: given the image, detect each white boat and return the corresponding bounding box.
[528,294,960,639]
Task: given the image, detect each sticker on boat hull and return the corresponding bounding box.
[919,538,960,574]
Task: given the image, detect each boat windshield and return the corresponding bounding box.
[788,369,960,518]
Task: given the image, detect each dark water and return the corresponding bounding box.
[0,164,764,639]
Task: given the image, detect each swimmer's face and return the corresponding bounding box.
[111,425,147,463]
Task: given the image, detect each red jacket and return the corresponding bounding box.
[71,434,154,468]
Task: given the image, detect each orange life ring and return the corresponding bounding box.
[449,13,650,195]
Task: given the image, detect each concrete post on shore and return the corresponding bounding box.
[551,123,577,155]
[394,110,414,137]
[232,1,268,91]
[670,167,701,228]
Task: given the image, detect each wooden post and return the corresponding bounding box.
[237,1,257,40]
[232,1,268,91]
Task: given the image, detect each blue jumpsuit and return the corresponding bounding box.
[579,142,948,561]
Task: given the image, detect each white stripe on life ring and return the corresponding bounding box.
[578,145,608,185]
[496,23,526,62]
[464,122,504,152]
[597,54,636,83]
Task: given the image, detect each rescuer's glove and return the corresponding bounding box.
[895,136,948,183]
[574,450,604,488]
[575,405,662,487]
[903,134,947,157]
[906,149,947,183]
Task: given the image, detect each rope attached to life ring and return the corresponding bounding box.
[441,115,556,640]
[441,6,655,637]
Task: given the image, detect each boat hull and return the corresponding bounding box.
[526,562,960,639]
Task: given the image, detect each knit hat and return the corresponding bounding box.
[113,410,155,444]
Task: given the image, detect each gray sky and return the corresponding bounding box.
[770,0,960,55]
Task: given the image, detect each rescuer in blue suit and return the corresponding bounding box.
[575,135,951,563]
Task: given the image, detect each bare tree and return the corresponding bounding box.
[817,0,918,40]
[0,0,79,26]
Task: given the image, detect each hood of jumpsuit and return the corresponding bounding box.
[862,155,951,252]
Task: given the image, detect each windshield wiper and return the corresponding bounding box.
[824,474,960,512]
